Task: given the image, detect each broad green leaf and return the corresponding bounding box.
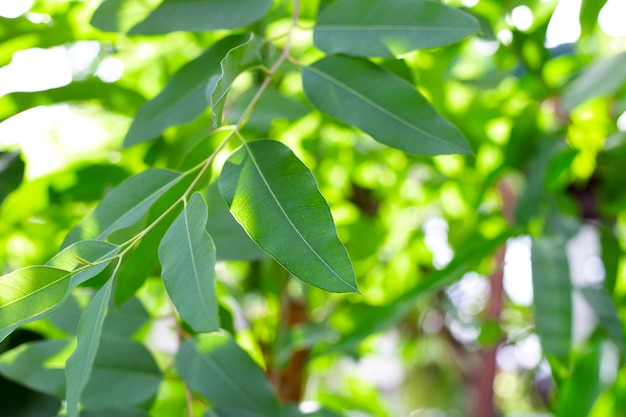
[124,35,248,147]
[129,0,273,34]
[580,286,625,353]
[562,52,626,111]
[219,140,358,292]
[205,183,265,261]
[90,0,160,33]
[0,151,25,204]
[0,266,70,333]
[66,278,114,417]
[158,192,219,333]
[557,338,602,417]
[0,241,120,343]
[580,0,608,37]
[531,237,572,362]
[206,409,265,417]
[62,169,182,247]
[0,336,161,408]
[176,333,280,415]
[600,225,621,293]
[207,34,272,126]
[302,55,470,155]
[329,231,510,353]
[314,0,478,57]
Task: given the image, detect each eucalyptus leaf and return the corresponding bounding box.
[0,151,25,204]
[207,34,272,126]
[124,35,249,147]
[62,169,182,247]
[531,237,572,362]
[557,338,602,417]
[66,278,114,417]
[0,266,71,335]
[219,140,358,292]
[314,0,478,57]
[159,192,219,333]
[580,286,625,353]
[176,332,280,415]
[90,0,159,33]
[302,55,470,155]
[129,0,272,34]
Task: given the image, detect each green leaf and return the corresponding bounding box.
[562,52,626,111]
[0,336,161,408]
[302,55,470,155]
[61,408,150,417]
[531,237,572,362]
[129,0,273,34]
[62,169,182,247]
[158,192,219,333]
[176,332,280,416]
[0,266,70,333]
[0,151,25,204]
[580,286,625,353]
[205,182,265,261]
[314,0,478,57]
[90,0,159,33]
[66,278,114,417]
[124,35,248,147]
[219,140,358,292]
[207,34,272,126]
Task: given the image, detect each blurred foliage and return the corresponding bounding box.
[1,0,626,416]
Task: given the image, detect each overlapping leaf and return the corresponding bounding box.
[129,0,273,34]
[302,55,470,155]
[314,0,478,57]
[159,192,219,333]
[62,169,182,247]
[219,140,358,292]
[207,34,272,126]
[531,237,572,362]
[0,266,70,335]
[90,0,159,33]
[176,333,280,416]
[124,35,248,147]
[66,278,114,417]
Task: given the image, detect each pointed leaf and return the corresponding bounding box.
[207,34,272,125]
[562,52,626,111]
[314,0,478,57]
[0,241,121,343]
[0,266,70,332]
[129,0,272,34]
[219,140,357,292]
[62,169,182,247]
[124,35,248,146]
[557,338,602,417]
[531,237,572,362]
[66,278,114,417]
[302,55,470,155]
[176,333,279,415]
[159,192,219,333]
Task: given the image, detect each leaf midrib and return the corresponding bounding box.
[244,144,357,291]
[304,65,467,153]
